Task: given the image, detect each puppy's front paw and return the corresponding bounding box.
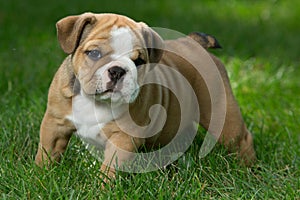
[100,164,116,189]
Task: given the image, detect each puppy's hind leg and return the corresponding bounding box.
[217,95,256,166]
[198,55,256,166]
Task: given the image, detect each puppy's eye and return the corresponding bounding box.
[133,57,146,67]
[85,50,101,61]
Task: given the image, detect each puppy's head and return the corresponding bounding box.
[56,12,164,103]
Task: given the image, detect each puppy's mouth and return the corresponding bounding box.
[102,89,114,94]
[95,89,113,96]
[92,80,123,101]
[92,89,114,102]
[95,88,116,96]
[99,78,124,93]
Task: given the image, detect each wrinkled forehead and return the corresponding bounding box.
[95,14,140,28]
[85,14,142,41]
[83,14,145,56]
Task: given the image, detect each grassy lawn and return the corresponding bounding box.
[1,0,299,199]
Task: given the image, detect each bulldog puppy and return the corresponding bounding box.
[35,12,256,180]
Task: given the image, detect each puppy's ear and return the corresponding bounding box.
[140,24,164,64]
[56,13,96,54]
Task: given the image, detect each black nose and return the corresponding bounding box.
[108,66,126,82]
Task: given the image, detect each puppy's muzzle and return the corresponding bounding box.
[103,66,127,93]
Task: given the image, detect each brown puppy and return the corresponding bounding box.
[35,12,256,179]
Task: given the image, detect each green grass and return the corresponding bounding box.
[1,0,299,199]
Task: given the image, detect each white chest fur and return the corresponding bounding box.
[67,94,125,148]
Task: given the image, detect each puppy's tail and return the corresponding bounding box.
[188,32,222,49]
